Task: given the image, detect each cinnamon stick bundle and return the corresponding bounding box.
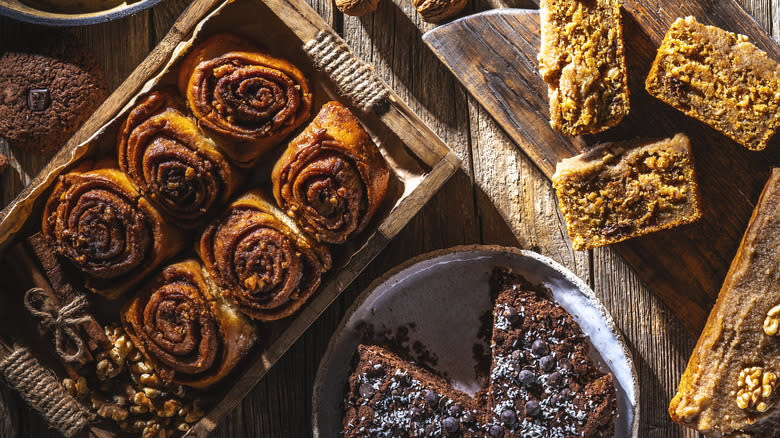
[10,233,109,367]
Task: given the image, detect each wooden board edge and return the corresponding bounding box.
[378,151,461,239]
[381,94,456,167]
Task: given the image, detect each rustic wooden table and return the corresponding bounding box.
[1,0,778,436]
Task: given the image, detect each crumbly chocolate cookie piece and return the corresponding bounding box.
[0,32,108,154]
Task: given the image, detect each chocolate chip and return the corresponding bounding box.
[558,358,573,374]
[539,355,555,372]
[424,390,439,407]
[27,88,50,111]
[424,424,436,435]
[449,403,462,416]
[531,339,548,356]
[503,306,520,325]
[518,369,536,386]
[547,371,563,387]
[500,408,517,425]
[358,383,375,399]
[525,400,541,417]
[410,406,424,420]
[510,350,523,362]
[442,416,460,433]
[461,412,476,424]
[489,425,505,437]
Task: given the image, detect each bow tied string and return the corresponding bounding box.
[24,288,94,363]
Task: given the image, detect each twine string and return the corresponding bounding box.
[24,288,92,363]
[303,30,389,112]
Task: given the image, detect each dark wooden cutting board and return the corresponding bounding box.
[423,1,780,334]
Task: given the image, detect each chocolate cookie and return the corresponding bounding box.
[0,32,108,155]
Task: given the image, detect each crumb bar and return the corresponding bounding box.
[538,0,630,135]
[646,17,780,151]
[552,134,701,250]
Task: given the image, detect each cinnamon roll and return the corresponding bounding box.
[118,90,239,228]
[198,189,332,321]
[121,259,256,388]
[272,101,390,244]
[41,165,184,299]
[178,33,312,167]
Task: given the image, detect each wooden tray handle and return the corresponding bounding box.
[303,29,390,112]
[0,346,89,438]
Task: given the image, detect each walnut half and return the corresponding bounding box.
[735,367,777,412]
[411,0,467,23]
[335,0,380,16]
[763,304,780,336]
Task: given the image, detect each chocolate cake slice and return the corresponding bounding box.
[342,344,487,437]
[487,267,616,437]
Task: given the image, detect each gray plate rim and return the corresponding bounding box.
[0,0,164,26]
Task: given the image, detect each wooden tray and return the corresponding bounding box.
[0,0,459,436]
[423,0,780,334]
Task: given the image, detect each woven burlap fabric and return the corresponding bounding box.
[303,30,389,112]
[0,347,88,438]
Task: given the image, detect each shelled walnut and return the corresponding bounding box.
[763,304,780,336]
[62,324,207,438]
[411,0,467,23]
[734,367,777,412]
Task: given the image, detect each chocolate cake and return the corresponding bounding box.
[487,267,616,437]
[342,268,617,437]
[343,344,488,437]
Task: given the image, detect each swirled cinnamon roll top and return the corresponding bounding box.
[41,165,184,299]
[272,101,389,244]
[178,33,313,167]
[118,90,239,228]
[121,259,256,388]
[198,189,332,321]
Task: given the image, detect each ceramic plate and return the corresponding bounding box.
[312,245,639,437]
[0,0,163,26]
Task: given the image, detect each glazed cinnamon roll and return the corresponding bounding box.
[121,259,256,388]
[41,165,184,299]
[178,33,312,167]
[198,189,332,321]
[118,90,239,228]
[272,101,390,244]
